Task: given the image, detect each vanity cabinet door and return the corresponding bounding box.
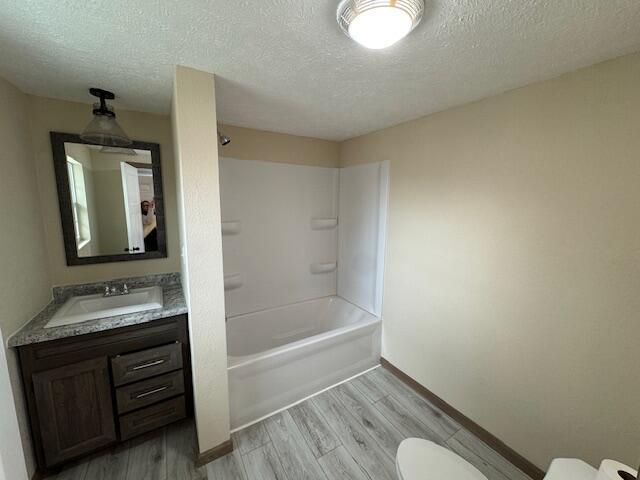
[32,357,116,467]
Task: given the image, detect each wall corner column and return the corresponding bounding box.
[171,65,230,453]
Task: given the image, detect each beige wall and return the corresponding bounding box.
[340,52,640,469]
[218,123,339,167]
[0,77,50,479]
[28,96,181,285]
[172,66,230,452]
[92,169,128,254]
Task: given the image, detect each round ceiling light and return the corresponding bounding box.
[337,0,424,50]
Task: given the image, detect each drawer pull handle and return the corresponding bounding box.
[136,386,168,399]
[132,359,165,370]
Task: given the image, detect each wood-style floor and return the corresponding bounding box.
[52,366,532,480]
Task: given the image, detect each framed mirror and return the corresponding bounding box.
[50,132,167,265]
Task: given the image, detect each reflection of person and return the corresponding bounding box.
[141,200,158,251]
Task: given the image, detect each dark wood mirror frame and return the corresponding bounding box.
[50,131,168,266]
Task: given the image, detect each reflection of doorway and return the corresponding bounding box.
[138,168,156,251]
[137,168,154,204]
[120,162,145,253]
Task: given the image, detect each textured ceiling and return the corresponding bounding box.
[1,1,640,140]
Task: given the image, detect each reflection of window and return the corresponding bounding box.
[66,156,91,249]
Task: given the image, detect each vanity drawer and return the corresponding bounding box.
[119,396,186,441]
[116,370,184,414]
[111,342,182,386]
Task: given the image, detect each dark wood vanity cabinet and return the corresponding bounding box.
[31,357,117,467]
[17,315,193,472]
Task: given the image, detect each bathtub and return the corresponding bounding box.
[227,296,381,429]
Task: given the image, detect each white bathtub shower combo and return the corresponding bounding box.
[220,158,389,429]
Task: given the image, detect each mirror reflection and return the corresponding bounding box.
[63,142,159,257]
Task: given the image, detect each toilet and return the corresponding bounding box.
[396,438,487,480]
[396,438,602,480]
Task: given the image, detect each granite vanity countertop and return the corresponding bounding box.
[8,273,188,347]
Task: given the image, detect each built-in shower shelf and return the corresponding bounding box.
[224,274,243,291]
[310,262,337,274]
[310,218,338,230]
[222,221,242,235]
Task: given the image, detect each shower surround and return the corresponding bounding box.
[220,157,388,429]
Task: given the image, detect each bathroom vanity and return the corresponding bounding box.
[6,131,193,474]
[9,274,191,473]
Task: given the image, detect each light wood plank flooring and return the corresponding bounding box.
[52,366,532,480]
[51,419,206,480]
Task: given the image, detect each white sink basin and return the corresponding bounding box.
[46,286,164,328]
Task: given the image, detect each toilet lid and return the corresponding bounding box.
[396,438,487,480]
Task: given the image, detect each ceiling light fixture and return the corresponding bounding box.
[337,0,424,50]
[80,88,133,147]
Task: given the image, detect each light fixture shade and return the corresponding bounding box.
[80,111,133,147]
[337,0,424,49]
[80,90,133,147]
[100,145,138,155]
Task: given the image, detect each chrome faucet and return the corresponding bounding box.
[103,283,130,297]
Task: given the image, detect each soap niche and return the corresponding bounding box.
[310,262,337,274]
[224,273,243,291]
[310,218,338,230]
[222,221,242,235]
